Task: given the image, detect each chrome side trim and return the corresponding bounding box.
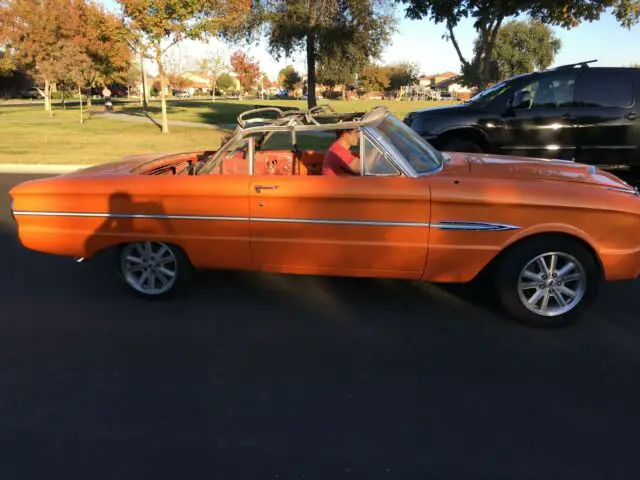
[12,211,521,231]
[12,211,250,221]
[432,221,521,231]
[252,217,429,227]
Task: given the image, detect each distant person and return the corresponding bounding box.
[102,86,112,112]
[322,128,361,176]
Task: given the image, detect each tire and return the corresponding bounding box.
[441,138,484,154]
[116,241,193,299]
[494,237,602,328]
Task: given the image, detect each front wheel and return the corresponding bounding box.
[117,241,193,299]
[494,237,602,328]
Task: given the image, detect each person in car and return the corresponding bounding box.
[322,128,361,176]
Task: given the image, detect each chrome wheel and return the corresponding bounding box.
[517,252,587,317]
[120,241,178,295]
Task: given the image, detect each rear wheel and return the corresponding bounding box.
[117,241,193,299]
[494,237,601,328]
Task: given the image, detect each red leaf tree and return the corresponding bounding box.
[230,50,260,99]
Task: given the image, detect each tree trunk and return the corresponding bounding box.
[141,54,148,110]
[86,92,92,108]
[306,30,317,109]
[212,79,216,103]
[79,86,83,123]
[128,86,130,100]
[155,46,169,133]
[341,84,346,101]
[61,89,66,110]
[44,80,51,112]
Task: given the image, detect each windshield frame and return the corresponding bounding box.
[364,114,444,177]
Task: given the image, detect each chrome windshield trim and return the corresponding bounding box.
[361,126,417,178]
[13,211,521,231]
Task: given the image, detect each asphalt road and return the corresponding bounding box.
[2,173,640,480]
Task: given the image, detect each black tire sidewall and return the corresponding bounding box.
[495,237,601,328]
[116,242,193,300]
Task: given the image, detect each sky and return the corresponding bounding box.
[98,1,640,81]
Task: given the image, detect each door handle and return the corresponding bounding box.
[254,185,279,193]
[562,113,577,122]
[625,112,638,121]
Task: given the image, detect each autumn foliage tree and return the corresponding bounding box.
[1,0,131,117]
[230,50,260,98]
[117,0,251,133]
[359,64,391,92]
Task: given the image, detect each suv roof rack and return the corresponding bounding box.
[550,59,598,71]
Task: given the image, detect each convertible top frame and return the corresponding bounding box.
[198,105,393,175]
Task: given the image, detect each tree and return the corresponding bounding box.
[230,50,259,98]
[123,60,142,99]
[63,42,94,123]
[260,0,395,109]
[397,0,640,89]
[1,0,131,114]
[485,19,561,82]
[216,72,235,93]
[168,73,191,92]
[281,67,302,92]
[199,50,227,102]
[385,61,420,90]
[317,50,357,100]
[359,64,390,92]
[117,0,251,133]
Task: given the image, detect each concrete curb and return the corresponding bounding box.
[0,163,95,174]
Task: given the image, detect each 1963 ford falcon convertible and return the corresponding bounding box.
[9,106,640,327]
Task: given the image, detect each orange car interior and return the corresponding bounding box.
[215,149,326,176]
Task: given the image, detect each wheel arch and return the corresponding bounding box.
[477,231,604,282]
[434,127,492,152]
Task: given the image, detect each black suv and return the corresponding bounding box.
[404,61,640,167]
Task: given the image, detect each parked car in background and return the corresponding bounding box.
[9,106,640,328]
[404,61,640,169]
[19,87,44,99]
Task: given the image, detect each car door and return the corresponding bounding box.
[497,71,579,160]
[249,134,431,279]
[571,71,639,166]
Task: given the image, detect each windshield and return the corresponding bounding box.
[467,80,512,105]
[373,115,443,174]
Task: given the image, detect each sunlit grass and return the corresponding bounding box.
[116,98,460,125]
[0,106,227,164]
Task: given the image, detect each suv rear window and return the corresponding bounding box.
[575,74,634,108]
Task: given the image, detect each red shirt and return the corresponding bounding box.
[322,141,357,176]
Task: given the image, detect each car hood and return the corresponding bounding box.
[454,152,635,190]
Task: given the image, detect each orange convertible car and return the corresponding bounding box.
[9,106,640,327]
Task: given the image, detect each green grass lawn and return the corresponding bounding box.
[0,106,227,164]
[116,98,459,125]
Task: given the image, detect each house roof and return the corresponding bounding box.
[419,71,460,81]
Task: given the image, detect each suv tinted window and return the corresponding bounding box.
[512,73,576,109]
[575,73,634,108]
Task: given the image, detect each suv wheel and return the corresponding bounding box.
[442,138,484,154]
[494,237,601,328]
